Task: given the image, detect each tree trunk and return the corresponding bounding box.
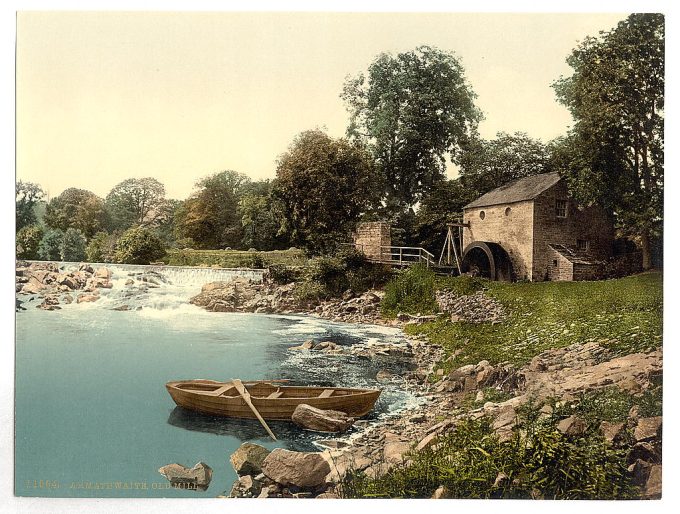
[640,229,652,270]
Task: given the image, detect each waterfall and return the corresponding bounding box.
[25,261,266,312]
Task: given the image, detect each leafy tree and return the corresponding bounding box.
[60,228,87,262]
[174,170,250,249]
[342,45,482,213]
[105,177,167,230]
[16,181,45,230]
[153,199,184,247]
[415,178,472,254]
[273,129,381,254]
[459,132,553,198]
[239,182,287,250]
[43,188,110,239]
[552,13,664,269]
[86,231,120,262]
[114,226,166,264]
[37,229,64,261]
[16,225,44,259]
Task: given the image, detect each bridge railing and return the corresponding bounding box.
[350,244,436,268]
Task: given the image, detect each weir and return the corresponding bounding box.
[25,261,266,285]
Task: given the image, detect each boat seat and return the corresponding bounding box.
[207,384,235,396]
[318,389,334,398]
[266,391,283,399]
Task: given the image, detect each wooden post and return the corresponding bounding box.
[399,247,403,265]
[232,379,277,441]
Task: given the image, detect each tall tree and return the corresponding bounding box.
[552,13,664,269]
[105,177,167,230]
[43,188,110,239]
[174,170,250,249]
[16,181,45,230]
[273,129,380,254]
[239,181,287,251]
[342,45,482,213]
[459,132,553,198]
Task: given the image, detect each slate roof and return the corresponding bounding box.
[548,244,599,265]
[464,172,562,209]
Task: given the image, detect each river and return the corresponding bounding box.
[14,265,419,497]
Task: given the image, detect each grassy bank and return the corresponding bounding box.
[388,269,662,369]
[342,270,662,499]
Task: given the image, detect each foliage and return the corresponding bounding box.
[16,224,44,259]
[342,414,636,499]
[411,272,662,370]
[273,129,380,254]
[293,281,327,307]
[43,188,110,238]
[552,14,664,269]
[60,228,87,262]
[342,45,482,212]
[414,178,472,254]
[165,248,307,269]
[381,265,437,317]
[113,226,166,264]
[16,181,45,231]
[86,231,120,263]
[239,186,288,251]
[105,177,167,230]
[153,199,185,247]
[435,274,486,296]
[458,132,553,199]
[547,386,662,426]
[174,170,250,249]
[37,229,64,261]
[268,264,303,285]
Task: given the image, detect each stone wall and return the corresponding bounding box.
[546,248,574,281]
[353,222,391,261]
[532,181,614,281]
[463,201,534,281]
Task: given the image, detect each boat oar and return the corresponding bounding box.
[232,379,277,441]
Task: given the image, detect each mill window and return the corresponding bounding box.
[555,200,567,218]
[577,239,589,251]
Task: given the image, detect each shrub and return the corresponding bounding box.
[381,264,437,317]
[16,224,44,259]
[293,281,327,307]
[342,413,637,500]
[114,227,166,264]
[37,229,64,261]
[308,256,348,295]
[268,264,302,284]
[60,228,87,262]
[436,274,487,296]
[86,231,120,263]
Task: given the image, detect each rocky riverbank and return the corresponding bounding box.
[222,340,662,499]
[180,277,664,499]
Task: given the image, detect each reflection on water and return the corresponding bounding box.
[167,406,327,451]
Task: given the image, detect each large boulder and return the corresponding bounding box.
[158,462,212,490]
[230,442,271,476]
[77,293,100,303]
[261,448,331,488]
[94,267,112,280]
[292,404,354,433]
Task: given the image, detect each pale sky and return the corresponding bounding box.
[16,11,628,201]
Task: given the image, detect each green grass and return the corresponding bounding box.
[408,272,662,368]
[165,248,308,268]
[341,412,637,499]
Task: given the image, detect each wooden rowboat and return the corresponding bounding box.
[166,379,382,421]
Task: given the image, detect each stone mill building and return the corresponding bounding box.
[460,172,614,281]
